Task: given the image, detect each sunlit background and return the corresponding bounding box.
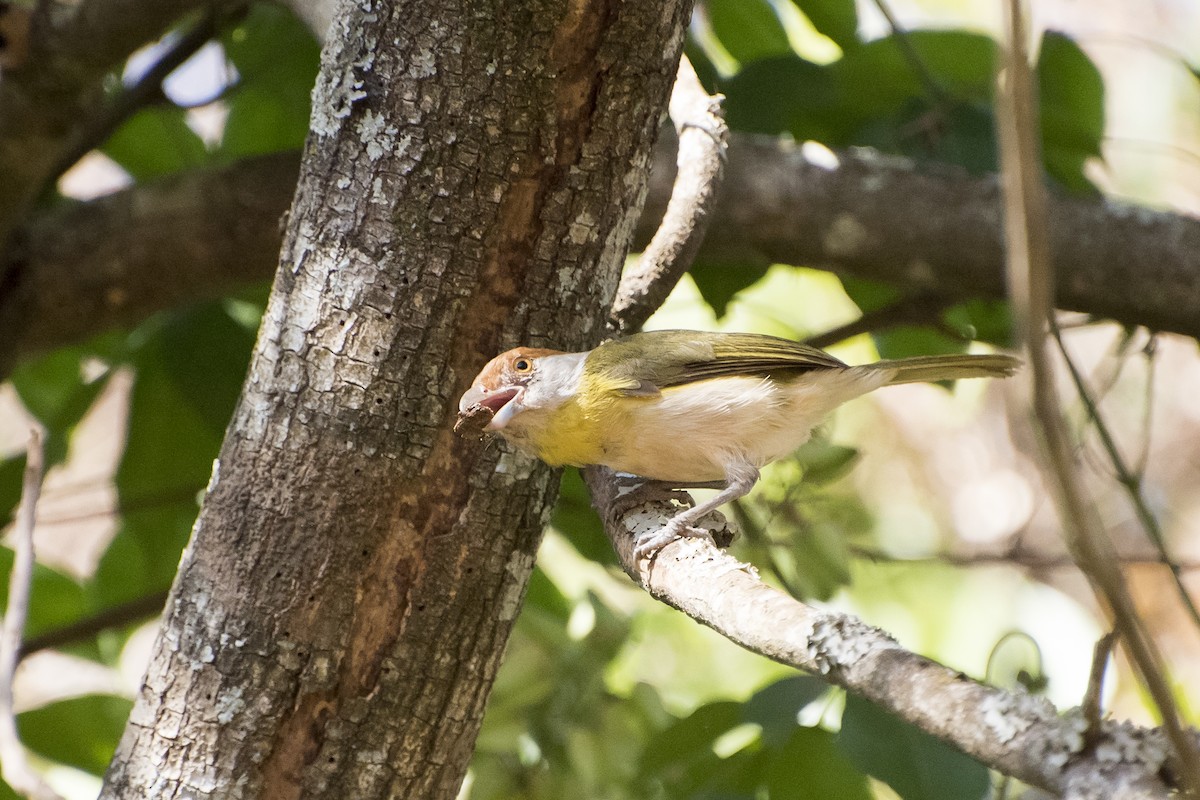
[2,0,1198,797]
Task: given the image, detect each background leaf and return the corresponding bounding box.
[768,726,873,800]
[838,694,990,800]
[790,0,859,50]
[18,695,133,775]
[706,0,793,65]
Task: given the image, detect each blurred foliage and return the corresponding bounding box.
[0,0,1130,796]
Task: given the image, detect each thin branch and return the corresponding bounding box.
[802,292,951,349]
[47,8,234,188]
[608,54,728,334]
[0,0,236,257]
[9,132,1200,375]
[0,430,63,800]
[581,464,1185,798]
[1051,325,1200,630]
[0,151,299,378]
[868,0,952,109]
[996,2,1200,794]
[1082,631,1117,742]
[18,590,169,661]
[848,543,1200,571]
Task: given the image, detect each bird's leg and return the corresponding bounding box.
[608,476,727,519]
[633,463,760,558]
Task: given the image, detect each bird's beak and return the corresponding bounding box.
[459,384,524,430]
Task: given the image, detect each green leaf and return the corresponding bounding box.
[790,0,858,50]
[838,274,901,313]
[768,726,872,800]
[8,336,120,469]
[0,549,87,640]
[551,468,614,566]
[222,86,312,156]
[838,694,989,800]
[684,37,721,94]
[18,694,132,775]
[0,455,24,532]
[690,260,772,319]
[830,31,997,118]
[879,100,994,174]
[706,0,793,65]
[743,676,828,746]
[721,56,841,140]
[838,277,967,360]
[793,440,859,486]
[639,701,743,775]
[765,512,855,600]
[1036,31,1104,193]
[9,346,106,430]
[93,303,254,607]
[103,106,208,181]
[943,299,1014,348]
[523,565,573,623]
[218,4,320,158]
[871,325,967,361]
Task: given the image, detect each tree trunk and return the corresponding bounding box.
[98,0,692,796]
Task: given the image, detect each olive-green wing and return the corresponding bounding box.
[588,331,847,395]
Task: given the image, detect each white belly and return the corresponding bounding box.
[602,369,888,483]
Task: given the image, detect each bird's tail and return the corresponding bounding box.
[869,353,1021,385]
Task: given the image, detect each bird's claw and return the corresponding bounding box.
[633,520,715,559]
[610,480,695,519]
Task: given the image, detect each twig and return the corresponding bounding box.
[582,464,1181,797]
[608,54,728,334]
[868,0,952,109]
[802,292,951,349]
[849,543,1200,572]
[0,430,63,800]
[1051,325,1200,630]
[1082,631,1117,743]
[995,2,1200,795]
[18,589,169,661]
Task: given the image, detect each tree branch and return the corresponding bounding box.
[0,0,237,261]
[637,134,1200,340]
[47,7,237,188]
[582,465,1192,798]
[608,55,727,334]
[0,152,299,376]
[6,133,1200,375]
[18,590,169,662]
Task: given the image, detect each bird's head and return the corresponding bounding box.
[458,347,586,433]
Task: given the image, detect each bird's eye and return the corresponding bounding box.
[513,358,532,372]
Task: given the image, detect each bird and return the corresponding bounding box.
[457,329,1019,557]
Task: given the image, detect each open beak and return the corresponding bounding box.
[459,385,524,430]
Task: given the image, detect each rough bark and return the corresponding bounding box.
[7,134,1200,377]
[97,0,691,797]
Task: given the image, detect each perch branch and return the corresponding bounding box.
[581,465,1190,798]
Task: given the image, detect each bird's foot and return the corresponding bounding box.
[609,479,695,520]
[632,516,715,559]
